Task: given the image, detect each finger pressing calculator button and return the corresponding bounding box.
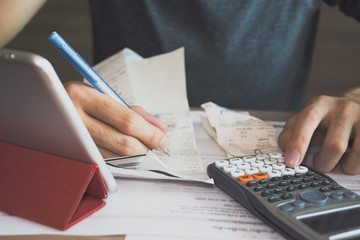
[215,160,229,168]
[238,175,254,182]
[300,190,328,204]
[253,172,268,180]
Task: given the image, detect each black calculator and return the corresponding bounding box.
[207,153,360,240]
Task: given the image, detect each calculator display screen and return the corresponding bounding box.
[299,207,360,235]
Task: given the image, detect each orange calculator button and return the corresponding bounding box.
[238,175,254,182]
[253,172,268,180]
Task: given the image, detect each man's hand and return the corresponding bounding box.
[278,95,360,175]
[64,81,169,158]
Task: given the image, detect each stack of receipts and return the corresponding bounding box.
[200,102,282,158]
[88,47,212,183]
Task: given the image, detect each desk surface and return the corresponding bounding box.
[0,110,294,240]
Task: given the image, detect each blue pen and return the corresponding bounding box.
[49,31,170,156]
[49,31,131,108]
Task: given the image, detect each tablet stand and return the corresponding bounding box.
[0,141,108,230]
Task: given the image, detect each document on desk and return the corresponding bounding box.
[89,48,211,183]
[200,102,282,157]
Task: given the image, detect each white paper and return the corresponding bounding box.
[90,48,208,183]
[201,102,282,157]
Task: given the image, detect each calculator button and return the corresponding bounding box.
[286,186,298,192]
[294,173,305,179]
[302,177,313,183]
[279,203,294,212]
[264,159,277,165]
[256,154,269,160]
[281,193,293,200]
[331,193,344,200]
[277,158,285,163]
[271,177,282,182]
[245,167,259,175]
[344,192,357,199]
[253,172,268,180]
[238,175,254,182]
[261,191,274,197]
[319,187,331,193]
[223,165,237,173]
[292,200,306,208]
[246,180,258,187]
[278,181,290,187]
[282,175,294,180]
[237,162,251,170]
[281,168,295,176]
[322,180,332,186]
[310,182,321,188]
[300,190,328,204]
[274,188,286,194]
[294,166,308,174]
[259,165,272,173]
[299,184,310,190]
[268,170,282,178]
[290,179,302,185]
[229,158,243,165]
[230,169,245,178]
[331,185,343,191]
[266,183,277,189]
[268,196,281,203]
[272,163,286,170]
[306,171,316,176]
[243,156,257,162]
[313,176,324,181]
[269,153,283,159]
[259,179,270,185]
[215,160,229,168]
[254,186,265,192]
[251,160,264,167]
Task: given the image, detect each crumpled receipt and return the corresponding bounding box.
[200,102,283,158]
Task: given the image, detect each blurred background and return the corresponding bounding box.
[4,0,360,107]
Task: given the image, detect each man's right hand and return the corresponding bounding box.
[64,81,169,158]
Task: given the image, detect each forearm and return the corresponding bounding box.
[0,0,46,47]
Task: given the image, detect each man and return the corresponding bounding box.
[1,0,360,174]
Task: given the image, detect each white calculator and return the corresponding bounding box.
[207,153,360,240]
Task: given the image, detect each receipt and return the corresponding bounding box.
[201,102,282,157]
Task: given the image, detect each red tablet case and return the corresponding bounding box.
[0,141,108,230]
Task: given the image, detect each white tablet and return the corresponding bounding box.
[0,49,117,192]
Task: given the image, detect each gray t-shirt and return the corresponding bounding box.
[88,0,322,111]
